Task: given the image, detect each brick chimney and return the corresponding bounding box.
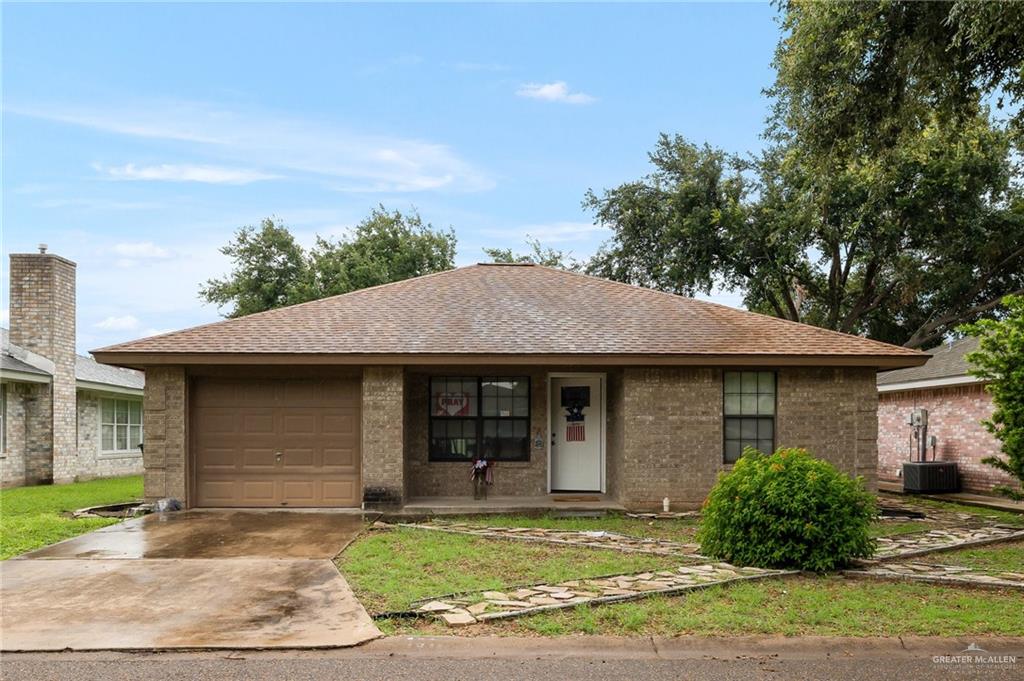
[9,245,77,484]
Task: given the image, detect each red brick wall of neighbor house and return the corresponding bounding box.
[878,383,1016,493]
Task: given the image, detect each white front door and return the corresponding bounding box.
[550,376,603,492]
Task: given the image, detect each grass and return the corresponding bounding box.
[902,497,1024,526]
[379,575,1024,637]
[336,526,681,614]
[443,512,700,541]
[868,520,935,538]
[914,540,1024,574]
[0,475,143,560]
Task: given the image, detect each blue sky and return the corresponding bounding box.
[2,2,779,352]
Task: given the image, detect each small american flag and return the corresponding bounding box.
[566,422,586,442]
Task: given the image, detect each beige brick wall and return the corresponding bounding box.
[362,366,405,505]
[618,366,879,510]
[776,366,878,490]
[141,366,187,502]
[1,383,36,487]
[9,253,77,483]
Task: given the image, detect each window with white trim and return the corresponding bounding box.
[1,384,7,453]
[101,398,143,453]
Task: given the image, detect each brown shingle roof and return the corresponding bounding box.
[877,336,980,386]
[93,264,926,366]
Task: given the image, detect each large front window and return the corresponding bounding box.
[101,398,143,453]
[723,371,775,463]
[429,376,530,461]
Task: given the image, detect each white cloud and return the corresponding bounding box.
[12,101,492,193]
[94,315,140,331]
[481,221,610,244]
[516,81,596,105]
[111,242,173,259]
[97,163,278,185]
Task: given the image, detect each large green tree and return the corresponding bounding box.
[962,295,1024,500]
[200,207,456,317]
[199,218,312,318]
[586,0,1024,348]
[483,237,581,270]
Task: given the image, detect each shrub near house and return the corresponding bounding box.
[698,448,876,572]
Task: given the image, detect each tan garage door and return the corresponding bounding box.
[193,377,361,507]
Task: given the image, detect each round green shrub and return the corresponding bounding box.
[696,447,877,572]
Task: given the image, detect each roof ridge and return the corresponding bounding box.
[532,265,924,357]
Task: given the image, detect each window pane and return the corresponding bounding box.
[724,440,742,463]
[513,380,528,397]
[431,378,477,417]
[129,426,143,449]
[430,418,476,459]
[739,418,756,439]
[498,394,513,417]
[512,396,529,417]
[724,394,741,415]
[757,418,774,439]
[757,395,774,415]
[757,439,774,454]
[116,400,129,424]
[482,418,527,460]
[740,395,758,415]
[102,399,115,423]
[482,396,497,416]
[724,417,741,439]
[758,372,775,394]
[724,372,741,393]
[102,424,114,451]
[116,425,128,450]
[130,401,142,424]
[741,372,758,393]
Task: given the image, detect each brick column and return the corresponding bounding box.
[9,250,77,484]
[361,366,405,507]
[142,366,188,502]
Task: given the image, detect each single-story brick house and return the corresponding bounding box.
[93,264,925,510]
[877,336,1013,494]
[2,249,145,487]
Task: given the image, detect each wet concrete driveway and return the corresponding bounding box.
[1,511,382,651]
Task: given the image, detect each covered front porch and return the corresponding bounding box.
[394,493,627,517]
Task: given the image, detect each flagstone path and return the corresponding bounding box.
[397,521,703,557]
[872,525,1024,559]
[412,563,795,627]
[844,562,1024,590]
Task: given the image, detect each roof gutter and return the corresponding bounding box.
[75,379,145,396]
[0,369,52,385]
[92,351,929,370]
[878,374,984,393]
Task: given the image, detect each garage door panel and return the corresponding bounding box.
[193,377,361,508]
[323,447,357,468]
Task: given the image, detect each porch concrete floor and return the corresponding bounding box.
[1,511,382,651]
[396,495,626,516]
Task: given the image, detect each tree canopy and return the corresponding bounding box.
[200,206,456,317]
[483,237,581,270]
[585,1,1024,348]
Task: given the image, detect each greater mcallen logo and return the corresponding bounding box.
[933,643,1018,666]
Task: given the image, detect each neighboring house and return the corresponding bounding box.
[93,263,925,511]
[1,248,145,488]
[877,336,1013,494]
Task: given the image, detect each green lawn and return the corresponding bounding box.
[869,520,935,538]
[914,540,1024,574]
[336,527,683,614]
[0,476,143,560]
[379,575,1024,637]
[443,513,700,541]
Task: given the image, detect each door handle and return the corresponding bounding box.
[275,451,283,464]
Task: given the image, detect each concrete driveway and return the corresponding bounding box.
[0,510,382,651]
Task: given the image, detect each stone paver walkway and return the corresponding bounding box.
[845,562,1024,590]
[872,526,1024,559]
[412,563,794,626]
[397,521,703,557]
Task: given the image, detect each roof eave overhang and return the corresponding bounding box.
[878,374,984,393]
[75,379,145,396]
[0,369,53,384]
[92,351,929,371]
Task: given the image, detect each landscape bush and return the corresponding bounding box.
[696,448,876,572]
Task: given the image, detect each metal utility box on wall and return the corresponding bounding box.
[902,461,960,493]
